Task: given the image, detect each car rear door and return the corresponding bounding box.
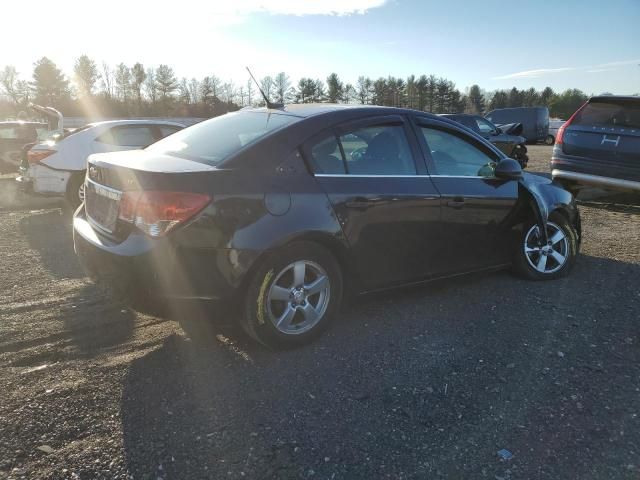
[303,115,442,291]
[561,98,640,182]
[412,116,519,273]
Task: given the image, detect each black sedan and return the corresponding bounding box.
[74,105,581,348]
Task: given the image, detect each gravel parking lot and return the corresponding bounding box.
[1,145,639,479]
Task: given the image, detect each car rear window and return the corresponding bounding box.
[573,99,640,129]
[146,112,300,165]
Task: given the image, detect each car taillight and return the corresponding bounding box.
[555,102,588,145]
[27,149,55,164]
[118,191,211,237]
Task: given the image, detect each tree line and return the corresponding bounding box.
[1,56,592,121]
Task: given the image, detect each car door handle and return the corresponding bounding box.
[447,198,465,209]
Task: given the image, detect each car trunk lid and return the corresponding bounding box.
[84,150,218,237]
[561,98,640,173]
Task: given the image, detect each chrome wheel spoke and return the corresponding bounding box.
[267,259,330,335]
[305,275,328,296]
[536,254,548,272]
[276,305,296,329]
[292,261,306,287]
[524,222,569,275]
[270,285,291,302]
[550,250,566,265]
[549,230,565,245]
[300,303,320,324]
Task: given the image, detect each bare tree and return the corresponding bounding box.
[246,79,254,106]
[114,63,131,102]
[260,76,274,105]
[101,62,114,99]
[0,66,21,105]
[144,67,157,104]
[189,78,199,104]
[130,63,146,113]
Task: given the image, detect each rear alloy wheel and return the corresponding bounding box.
[513,213,578,280]
[242,242,342,349]
[545,134,555,145]
[65,171,86,210]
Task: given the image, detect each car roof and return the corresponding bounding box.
[86,119,186,128]
[0,121,47,126]
[243,103,440,119]
[590,95,640,102]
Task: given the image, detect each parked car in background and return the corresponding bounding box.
[441,113,528,168]
[546,119,566,145]
[485,107,549,144]
[17,120,185,207]
[74,105,580,349]
[1,105,66,173]
[551,95,640,195]
[0,121,48,172]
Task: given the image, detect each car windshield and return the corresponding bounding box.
[146,111,300,165]
[573,100,640,129]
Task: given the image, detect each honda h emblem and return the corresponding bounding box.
[601,135,620,147]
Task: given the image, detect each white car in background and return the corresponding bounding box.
[18,120,185,207]
[546,119,566,145]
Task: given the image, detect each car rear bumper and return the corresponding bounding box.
[73,209,261,303]
[552,169,640,192]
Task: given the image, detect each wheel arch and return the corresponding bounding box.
[237,231,358,300]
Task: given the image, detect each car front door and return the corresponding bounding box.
[413,117,519,273]
[304,115,442,291]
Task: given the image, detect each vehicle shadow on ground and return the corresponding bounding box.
[120,254,640,479]
[577,192,640,215]
[9,208,137,361]
[19,208,84,279]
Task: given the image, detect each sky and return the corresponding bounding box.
[2,0,639,95]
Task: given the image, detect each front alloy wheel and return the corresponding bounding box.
[524,222,569,274]
[513,213,578,280]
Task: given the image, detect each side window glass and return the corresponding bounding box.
[95,128,115,144]
[158,126,182,138]
[310,135,345,174]
[476,118,495,134]
[112,126,156,147]
[421,127,497,177]
[339,125,415,175]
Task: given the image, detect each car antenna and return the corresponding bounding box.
[246,67,284,109]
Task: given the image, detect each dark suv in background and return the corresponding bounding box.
[551,96,640,195]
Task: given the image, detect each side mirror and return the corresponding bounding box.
[494,127,502,135]
[495,158,522,180]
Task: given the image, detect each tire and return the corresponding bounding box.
[512,212,578,281]
[65,171,86,209]
[512,146,528,169]
[241,241,343,349]
[545,135,555,145]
